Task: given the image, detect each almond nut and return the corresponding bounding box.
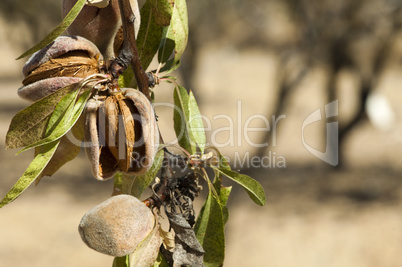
[84,88,159,180]
[18,35,102,102]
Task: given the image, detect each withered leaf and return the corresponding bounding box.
[168,213,204,266]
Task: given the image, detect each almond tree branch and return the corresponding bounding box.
[114,0,151,100]
[114,0,175,210]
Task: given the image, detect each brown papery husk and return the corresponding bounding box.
[130,98,146,174]
[122,88,159,175]
[100,95,120,160]
[84,98,117,180]
[22,51,99,86]
[116,94,138,172]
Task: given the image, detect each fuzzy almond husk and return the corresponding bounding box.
[84,98,118,180]
[122,88,159,175]
[85,89,159,180]
[19,36,102,102]
[78,194,155,257]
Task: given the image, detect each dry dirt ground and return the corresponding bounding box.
[1,33,402,267]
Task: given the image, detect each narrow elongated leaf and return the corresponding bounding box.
[220,186,231,225]
[194,192,225,267]
[173,86,205,154]
[40,90,78,138]
[6,84,77,149]
[158,27,175,64]
[173,86,195,154]
[17,0,86,59]
[34,114,86,183]
[35,136,79,185]
[19,88,91,152]
[0,140,60,208]
[188,91,205,154]
[213,177,232,226]
[219,155,231,170]
[137,1,165,71]
[158,0,188,73]
[131,148,164,198]
[113,255,130,267]
[217,168,266,206]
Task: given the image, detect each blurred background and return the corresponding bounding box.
[1,0,402,266]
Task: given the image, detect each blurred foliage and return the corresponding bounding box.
[182,0,402,165]
[0,0,61,47]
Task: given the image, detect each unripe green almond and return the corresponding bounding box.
[78,194,155,257]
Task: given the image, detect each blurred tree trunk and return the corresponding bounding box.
[255,52,311,159]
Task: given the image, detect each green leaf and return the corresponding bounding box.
[153,253,170,267]
[18,87,91,153]
[35,136,80,185]
[173,86,195,154]
[112,173,124,195]
[212,176,231,226]
[217,153,231,171]
[194,191,225,267]
[34,114,86,183]
[158,0,188,73]
[150,0,174,26]
[0,140,60,208]
[137,1,165,71]
[114,173,136,195]
[6,84,78,150]
[17,0,86,59]
[188,90,206,154]
[158,27,175,64]
[217,168,266,206]
[220,188,231,226]
[113,255,130,267]
[218,186,231,226]
[131,148,164,198]
[173,86,205,155]
[118,66,134,88]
